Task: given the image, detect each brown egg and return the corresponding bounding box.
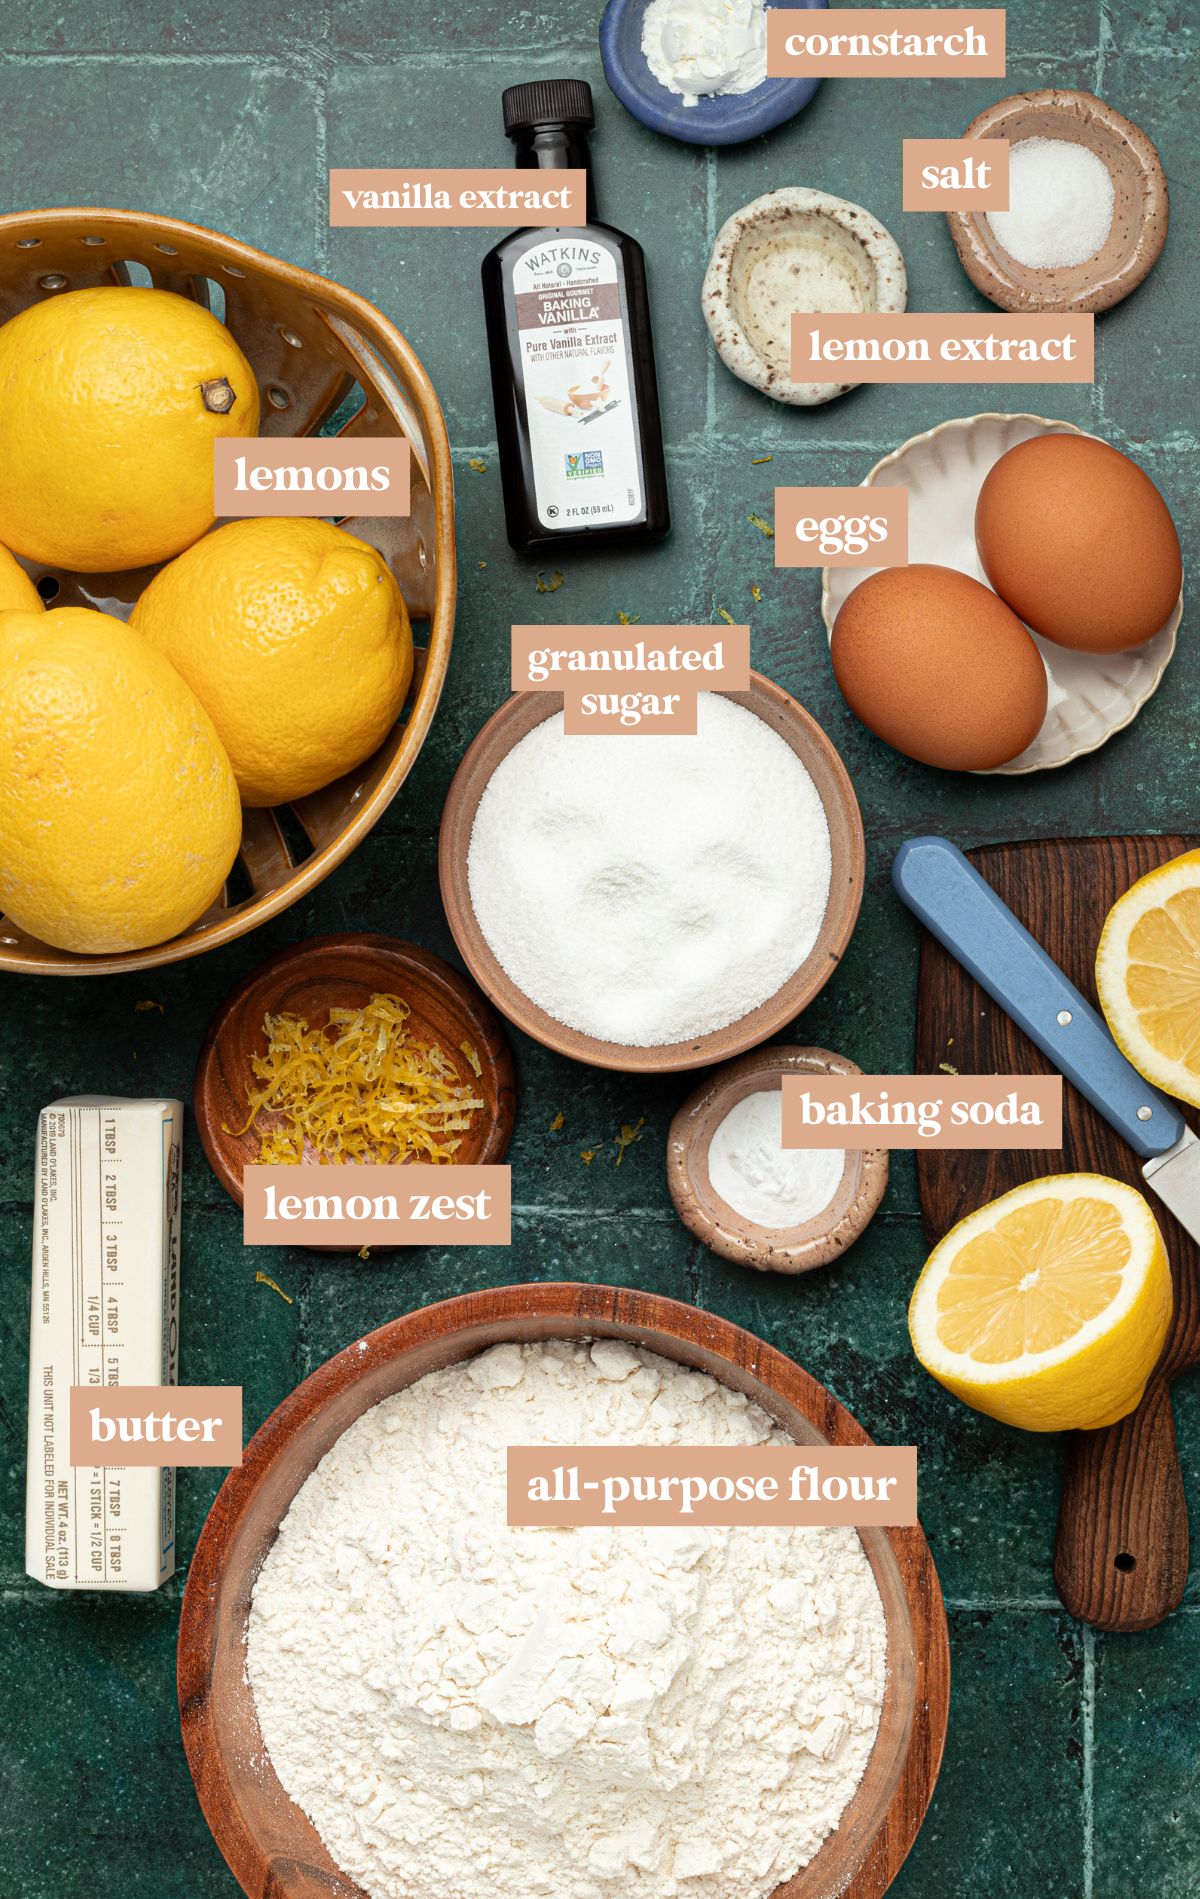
[831,564,1048,772]
[975,434,1182,653]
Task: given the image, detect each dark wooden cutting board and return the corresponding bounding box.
[915,835,1200,1633]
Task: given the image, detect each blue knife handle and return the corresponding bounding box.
[892,835,1186,1161]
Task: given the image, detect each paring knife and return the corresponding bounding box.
[892,835,1199,1232]
[894,835,1195,1630]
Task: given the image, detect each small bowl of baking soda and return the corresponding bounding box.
[668,1045,889,1272]
[599,0,827,147]
[948,88,1169,315]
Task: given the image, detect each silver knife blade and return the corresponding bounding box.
[1143,1129,1200,1248]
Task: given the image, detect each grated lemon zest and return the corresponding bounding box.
[228,992,484,1166]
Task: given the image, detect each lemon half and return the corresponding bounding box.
[1096,849,1200,1108]
[909,1174,1171,1433]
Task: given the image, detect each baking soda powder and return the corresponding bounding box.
[708,1088,845,1228]
[248,1340,887,1899]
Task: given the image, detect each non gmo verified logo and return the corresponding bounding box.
[565,450,604,480]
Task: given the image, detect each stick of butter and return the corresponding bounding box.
[26,1097,182,1592]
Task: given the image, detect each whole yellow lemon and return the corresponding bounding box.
[0,543,43,613]
[0,608,242,953]
[0,286,259,572]
[132,518,413,807]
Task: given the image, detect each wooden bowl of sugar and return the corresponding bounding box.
[948,88,1168,314]
[437,675,866,1076]
[179,1281,949,1899]
[668,1046,889,1272]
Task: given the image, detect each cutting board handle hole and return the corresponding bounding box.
[1114,1552,1137,1572]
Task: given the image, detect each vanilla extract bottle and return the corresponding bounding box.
[482,79,670,554]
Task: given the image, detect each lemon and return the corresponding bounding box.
[909,1174,1171,1432]
[131,518,413,807]
[1096,850,1200,1108]
[0,286,259,572]
[0,607,241,954]
[0,543,42,613]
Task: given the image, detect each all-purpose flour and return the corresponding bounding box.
[466,697,833,1046]
[248,1340,887,1899]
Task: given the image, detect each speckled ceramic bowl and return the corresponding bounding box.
[821,413,1183,775]
[948,89,1168,314]
[702,189,907,405]
[667,1045,889,1273]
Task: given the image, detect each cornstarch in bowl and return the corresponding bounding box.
[641,0,769,109]
[247,1338,887,1899]
[464,695,833,1047]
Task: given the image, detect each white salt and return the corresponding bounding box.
[987,136,1115,270]
[642,0,769,109]
[708,1088,845,1229]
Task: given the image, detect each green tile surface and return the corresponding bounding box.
[1,0,1198,1894]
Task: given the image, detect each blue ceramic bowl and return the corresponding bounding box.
[599,0,827,147]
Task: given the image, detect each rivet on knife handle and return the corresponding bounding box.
[892,836,1187,1161]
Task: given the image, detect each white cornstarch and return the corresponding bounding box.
[466,698,833,1046]
[248,1341,887,1899]
[708,1088,845,1229]
[642,0,769,109]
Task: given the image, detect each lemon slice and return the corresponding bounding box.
[909,1175,1171,1432]
[1096,849,1200,1108]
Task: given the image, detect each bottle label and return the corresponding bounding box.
[512,239,644,530]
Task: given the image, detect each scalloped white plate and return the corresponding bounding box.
[821,413,1182,774]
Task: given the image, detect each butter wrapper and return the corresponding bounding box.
[26,1098,182,1591]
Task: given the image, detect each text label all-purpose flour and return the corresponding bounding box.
[249,1341,887,1899]
[466,696,833,1045]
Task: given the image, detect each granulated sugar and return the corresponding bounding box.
[248,1341,887,1899]
[466,697,833,1046]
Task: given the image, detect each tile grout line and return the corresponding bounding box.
[313,80,329,276]
[1092,0,1109,441]
[704,148,716,436]
[1082,1621,1096,1899]
[310,0,333,277]
[14,43,1185,69]
[0,1573,1185,1615]
[446,421,1172,469]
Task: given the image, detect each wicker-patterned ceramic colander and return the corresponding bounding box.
[0,206,456,975]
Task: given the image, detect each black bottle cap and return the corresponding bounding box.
[503,79,594,136]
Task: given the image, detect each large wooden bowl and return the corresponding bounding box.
[0,206,455,975]
[437,677,865,1073]
[179,1283,949,1899]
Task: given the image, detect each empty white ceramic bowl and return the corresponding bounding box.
[702,189,907,406]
